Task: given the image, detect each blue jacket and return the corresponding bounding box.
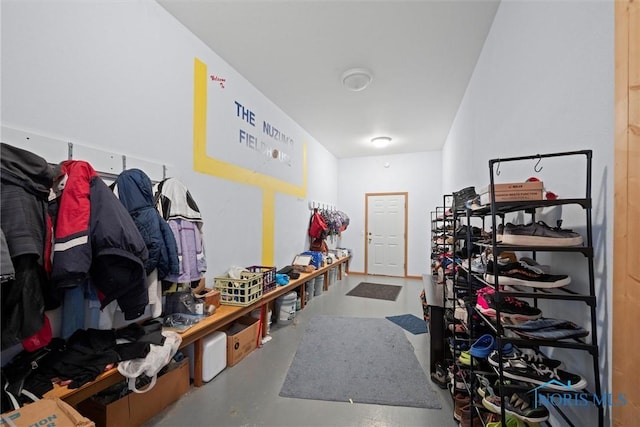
[113,169,179,280]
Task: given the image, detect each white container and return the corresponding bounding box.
[329,268,337,286]
[305,281,314,303]
[313,276,324,296]
[185,331,227,382]
[275,292,297,325]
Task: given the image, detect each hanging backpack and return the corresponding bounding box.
[308,210,328,239]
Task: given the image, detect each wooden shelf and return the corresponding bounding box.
[42,256,350,406]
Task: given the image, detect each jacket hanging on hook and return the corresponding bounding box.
[308,209,328,240]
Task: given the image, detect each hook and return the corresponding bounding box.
[496,159,501,176]
[534,155,543,173]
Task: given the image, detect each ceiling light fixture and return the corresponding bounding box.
[371,136,392,148]
[342,68,373,92]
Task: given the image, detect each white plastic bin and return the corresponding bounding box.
[305,280,314,303]
[275,292,297,325]
[313,276,324,296]
[185,331,227,382]
[329,268,337,286]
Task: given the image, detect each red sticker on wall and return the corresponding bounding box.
[210,74,226,88]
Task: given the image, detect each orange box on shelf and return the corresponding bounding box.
[477,181,543,194]
[0,397,95,427]
[194,288,221,308]
[76,359,189,427]
[478,181,543,204]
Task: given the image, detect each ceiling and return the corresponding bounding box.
[158,0,500,159]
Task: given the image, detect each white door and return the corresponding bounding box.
[366,193,406,277]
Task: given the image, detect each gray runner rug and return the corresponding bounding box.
[279,315,442,409]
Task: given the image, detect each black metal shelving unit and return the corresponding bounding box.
[427,197,455,378]
[477,150,603,427]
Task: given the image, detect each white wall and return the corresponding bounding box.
[442,0,614,424]
[1,0,338,278]
[337,151,443,277]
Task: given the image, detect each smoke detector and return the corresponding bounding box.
[342,68,373,92]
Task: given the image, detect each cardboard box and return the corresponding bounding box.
[225,316,260,367]
[76,359,190,427]
[478,181,543,204]
[0,398,95,427]
[479,190,543,205]
[194,288,221,308]
[477,181,544,194]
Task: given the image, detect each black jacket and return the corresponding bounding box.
[52,160,149,320]
[0,143,53,348]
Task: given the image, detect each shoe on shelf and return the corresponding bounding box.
[458,350,487,367]
[457,403,480,427]
[437,208,453,219]
[494,251,519,264]
[486,348,563,370]
[454,225,484,239]
[469,334,494,358]
[454,393,471,421]
[518,257,551,274]
[461,255,487,274]
[497,221,583,247]
[465,195,484,210]
[518,351,564,370]
[482,391,550,424]
[458,404,497,427]
[475,288,543,322]
[487,350,587,390]
[475,373,499,399]
[453,186,478,211]
[454,305,469,324]
[451,367,470,392]
[484,260,570,289]
[448,323,467,333]
[430,362,448,389]
[458,351,471,366]
[504,317,589,341]
[486,414,533,427]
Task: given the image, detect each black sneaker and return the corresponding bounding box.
[430,362,448,389]
[484,260,571,289]
[482,390,550,423]
[488,349,563,370]
[488,350,587,390]
[475,287,543,321]
[454,225,485,240]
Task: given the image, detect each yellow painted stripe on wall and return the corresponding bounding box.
[193,57,307,265]
[262,188,275,266]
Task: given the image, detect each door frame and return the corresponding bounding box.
[613,1,639,425]
[364,192,408,277]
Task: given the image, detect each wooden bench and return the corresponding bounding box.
[43,256,350,406]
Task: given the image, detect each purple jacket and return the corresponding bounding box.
[164,219,206,283]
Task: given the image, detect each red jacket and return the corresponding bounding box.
[52,161,149,320]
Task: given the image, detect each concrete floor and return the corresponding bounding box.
[144,274,455,427]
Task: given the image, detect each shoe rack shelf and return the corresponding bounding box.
[434,194,491,423]
[448,196,491,424]
[427,196,456,379]
[462,150,603,427]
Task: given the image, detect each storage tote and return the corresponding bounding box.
[214,272,263,306]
